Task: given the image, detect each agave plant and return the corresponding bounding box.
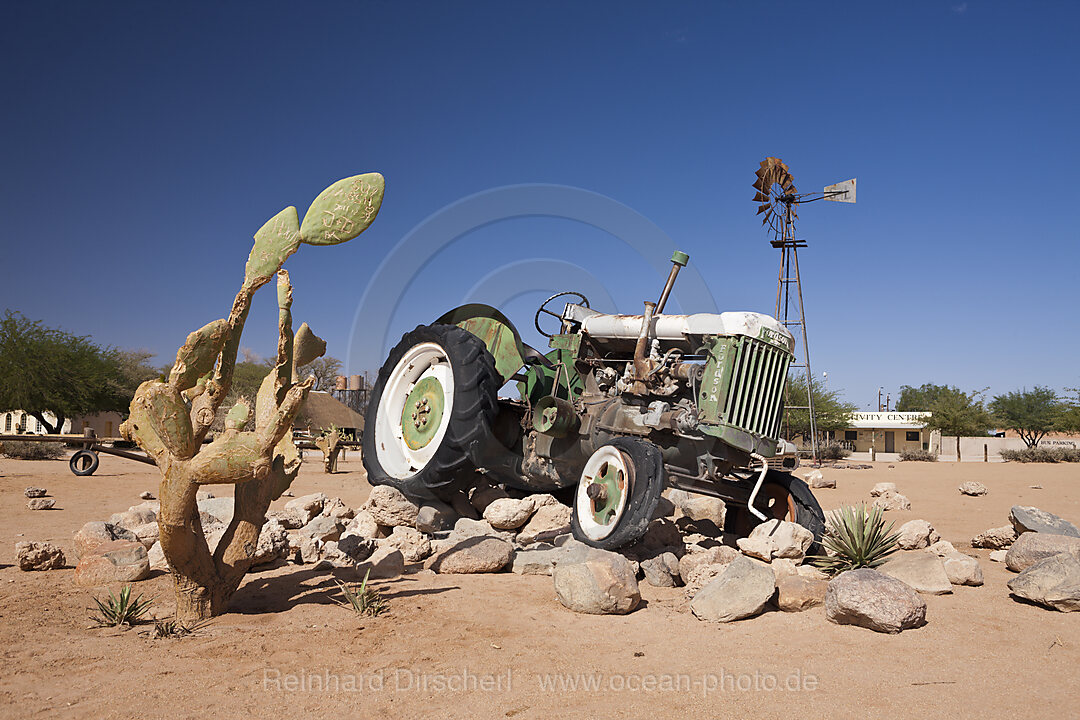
[334,570,387,617]
[809,504,901,574]
[89,585,154,627]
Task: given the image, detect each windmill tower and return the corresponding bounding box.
[752,157,855,460]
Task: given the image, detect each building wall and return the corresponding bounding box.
[834,427,929,453]
[1,410,71,434]
[70,412,126,438]
[936,435,1080,461]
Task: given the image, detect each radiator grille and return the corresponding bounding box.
[722,337,790,438]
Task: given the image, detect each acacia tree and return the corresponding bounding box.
[896,383,951,412]
[303,355,343,391]
[919,386,991,461]
[1058,387,1080,434]
[0,311,129,433]
[782,374,857,446]
[121,172,384,620]
[990,386,1061,448]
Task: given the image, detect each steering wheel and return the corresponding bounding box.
[534,291,590,338]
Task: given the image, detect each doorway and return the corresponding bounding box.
[884,431,895,453]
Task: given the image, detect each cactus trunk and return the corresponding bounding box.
[120,173,384,620]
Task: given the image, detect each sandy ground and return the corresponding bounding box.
[1,452,1078,719]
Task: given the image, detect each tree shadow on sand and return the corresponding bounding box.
[228,566,460,614]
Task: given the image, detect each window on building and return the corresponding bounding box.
[4,414,10,432]
[845,430,858,441]
[19,413,27,431]
[34,418,41,432]
[906,431,920,442]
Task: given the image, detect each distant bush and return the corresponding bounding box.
[819,443,851,460]
[0,440,64,460]
[900,448,938,462]
[1000,447,1080,463]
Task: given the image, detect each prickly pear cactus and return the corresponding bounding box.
[121,173,384,620]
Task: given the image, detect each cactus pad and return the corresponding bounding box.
[245,206,302,289]
[300,172,385,246]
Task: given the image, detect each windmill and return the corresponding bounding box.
[753,157,855,460]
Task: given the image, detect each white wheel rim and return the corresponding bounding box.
[575,445,631,541]
[373,342,455,479]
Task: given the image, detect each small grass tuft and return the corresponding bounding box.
[335,570,387,617]
[145,618,209,639]
[89,585,154,627]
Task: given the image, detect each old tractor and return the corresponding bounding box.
[362,251,825,549]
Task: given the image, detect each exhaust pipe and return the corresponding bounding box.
[655,250,689,314]
[632,301,656,392]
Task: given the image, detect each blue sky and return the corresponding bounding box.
[1,1,1077,408]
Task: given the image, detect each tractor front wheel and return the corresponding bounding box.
[571,438,665,549]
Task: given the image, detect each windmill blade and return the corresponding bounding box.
[756,204,769,215]
[753,191,769,203]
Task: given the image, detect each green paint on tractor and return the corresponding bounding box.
[401,376,445,450]
[589,461,624,525]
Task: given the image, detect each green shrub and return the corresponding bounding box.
[1000,447,1080,463]
[0,440,64,460]
[809,504,901,574]
[899,447,938,462]
[818,443,850,460]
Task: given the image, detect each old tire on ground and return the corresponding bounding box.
[69,449,99,476]
[571,437,665,550]
[362,323,500,500]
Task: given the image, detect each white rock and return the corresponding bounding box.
[363,486,420,528]
[690,555,776,623]
[870,482,897,497]
[737,519,813,562]
[344,510,383,539]
[355,546,405,580]
[941,551,984,586]
[825,568,926,633]
[879,550,953,594]
[553,549,640,615]
[284,493,327,525]
[517,504,572,545]
[483,497,536,530]
[897,520,940,550]
[872,491,911,511]
[385,526,432,562]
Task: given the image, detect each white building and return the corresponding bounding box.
[1,410,72,434]
[828,411,936,455]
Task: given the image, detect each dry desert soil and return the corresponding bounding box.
[1,453,1078,719]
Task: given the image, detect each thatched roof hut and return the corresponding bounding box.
[294,391,364,436]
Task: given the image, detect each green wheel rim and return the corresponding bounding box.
[401,376,446,450]
[589,460,625,526]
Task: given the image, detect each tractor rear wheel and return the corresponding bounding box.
[363,323,500,499]
[571,437,665,549]
[729,470,825,546]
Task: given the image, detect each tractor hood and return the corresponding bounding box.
[565,305,795,353]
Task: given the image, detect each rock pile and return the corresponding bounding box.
[969,504,1080,612]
